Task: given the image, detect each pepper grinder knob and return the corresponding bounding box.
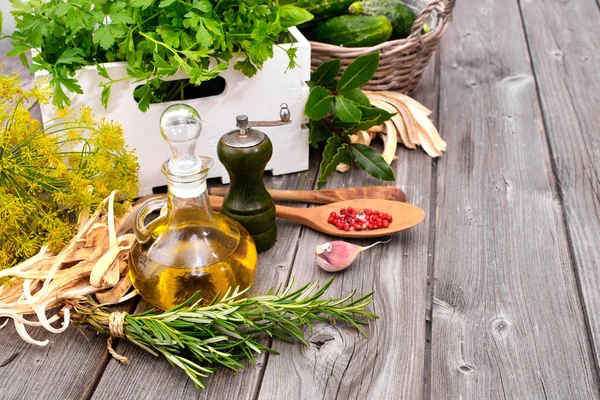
[280,103,290,122]
[160,104,203,175]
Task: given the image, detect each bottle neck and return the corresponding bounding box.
[162,157,214,224]
[167,188,214,225]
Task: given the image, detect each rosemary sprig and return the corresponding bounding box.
[71,279,378,389]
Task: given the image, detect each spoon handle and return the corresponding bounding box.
[210,195,311,226]
[209,186,406,204]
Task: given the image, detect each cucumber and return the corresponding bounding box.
[349,0,417,39]
[297,0,356,19]
[312,15,392,47]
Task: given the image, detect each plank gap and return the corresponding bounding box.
[423,49,442,400]
[516,0,600,386]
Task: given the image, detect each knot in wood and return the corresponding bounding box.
[457,364,475,375]
[491,318,512,338]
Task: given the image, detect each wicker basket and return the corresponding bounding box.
[310,0,456,93]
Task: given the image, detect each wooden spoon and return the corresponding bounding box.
[137,195,423,238]
[210,197,424,238]
[209,186,407,203]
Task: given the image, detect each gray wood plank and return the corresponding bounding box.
[518,0,600,373]
[91,156,321,400]
[0,323,125,400]
[430,0,599,398]
[256,62,437,399]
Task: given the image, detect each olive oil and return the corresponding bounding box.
[130,104,259,310]
[130,211,257,310]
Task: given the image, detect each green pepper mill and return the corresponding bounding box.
[217,104,291,252]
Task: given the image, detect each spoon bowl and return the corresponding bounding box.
[272,198,425,238]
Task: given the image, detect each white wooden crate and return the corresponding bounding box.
[36,27,311,195]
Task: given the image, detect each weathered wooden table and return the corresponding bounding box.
[2,0,600,398]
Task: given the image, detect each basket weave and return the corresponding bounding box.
[310,0,456,93]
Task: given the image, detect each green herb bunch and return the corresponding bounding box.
[0,0,313,111]
[0,70,139,269]
[72,279,377,389]
[305,52,396,188]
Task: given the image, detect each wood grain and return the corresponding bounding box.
[430,0,599,398]
[519,0,600,374]
[91,155,321,400]
[255,62,438,400]
[209,186,408,203]
[0,322,125,400]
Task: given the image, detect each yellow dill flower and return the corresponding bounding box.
[30,79,52,104]
[56,107,71,119]
[79,106,94,125]
[0,72,139,269]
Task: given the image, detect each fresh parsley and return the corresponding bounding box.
[1,0,313,111]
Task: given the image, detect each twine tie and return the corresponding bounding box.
[107,311,129,364]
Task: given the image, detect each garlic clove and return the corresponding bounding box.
[315,240,391,272]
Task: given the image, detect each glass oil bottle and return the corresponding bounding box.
[129,104,258,310]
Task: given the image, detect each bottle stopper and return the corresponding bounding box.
[160,104,203,175]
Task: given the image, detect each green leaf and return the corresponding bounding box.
[56,75,83,94]
[109,13,134,24]
[159,0,176,7]
[51,80,70,108]
[9,0,34,16]
[50,71,83,108]
[351,143,395,182]
[339,88,370,107]
[335,95,362,123]
[153,52,178,76]
[233,58,258,77]
[100,84,111,108]
[321,134,341,163]
[336,105,394,133]
[96,64,110,80]
[280,5,313,28]
[337,52,380,92]
[304,86,332,120]
[20,14,47,47]
[183,11,201,28]
[317,134,341,188]
[0,10,3,33]
[195,23,213,48]
[6,44,31,57]
[311,59,340,86]
[133,83,155,112]
[96,64,111,80]
[94,25,115,50]
[131,0,153,9]
[29,58,52,74]
[360,105,395,122]
[53,2,68,17]
[318,143,349,189]
[193,0,212,12]
[56,48,86,65]
[19,52,29,68]
[157,26,182,48]
[309,120,330,148]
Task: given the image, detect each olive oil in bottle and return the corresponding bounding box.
[130,104,258,310]
[130,209,257,310]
